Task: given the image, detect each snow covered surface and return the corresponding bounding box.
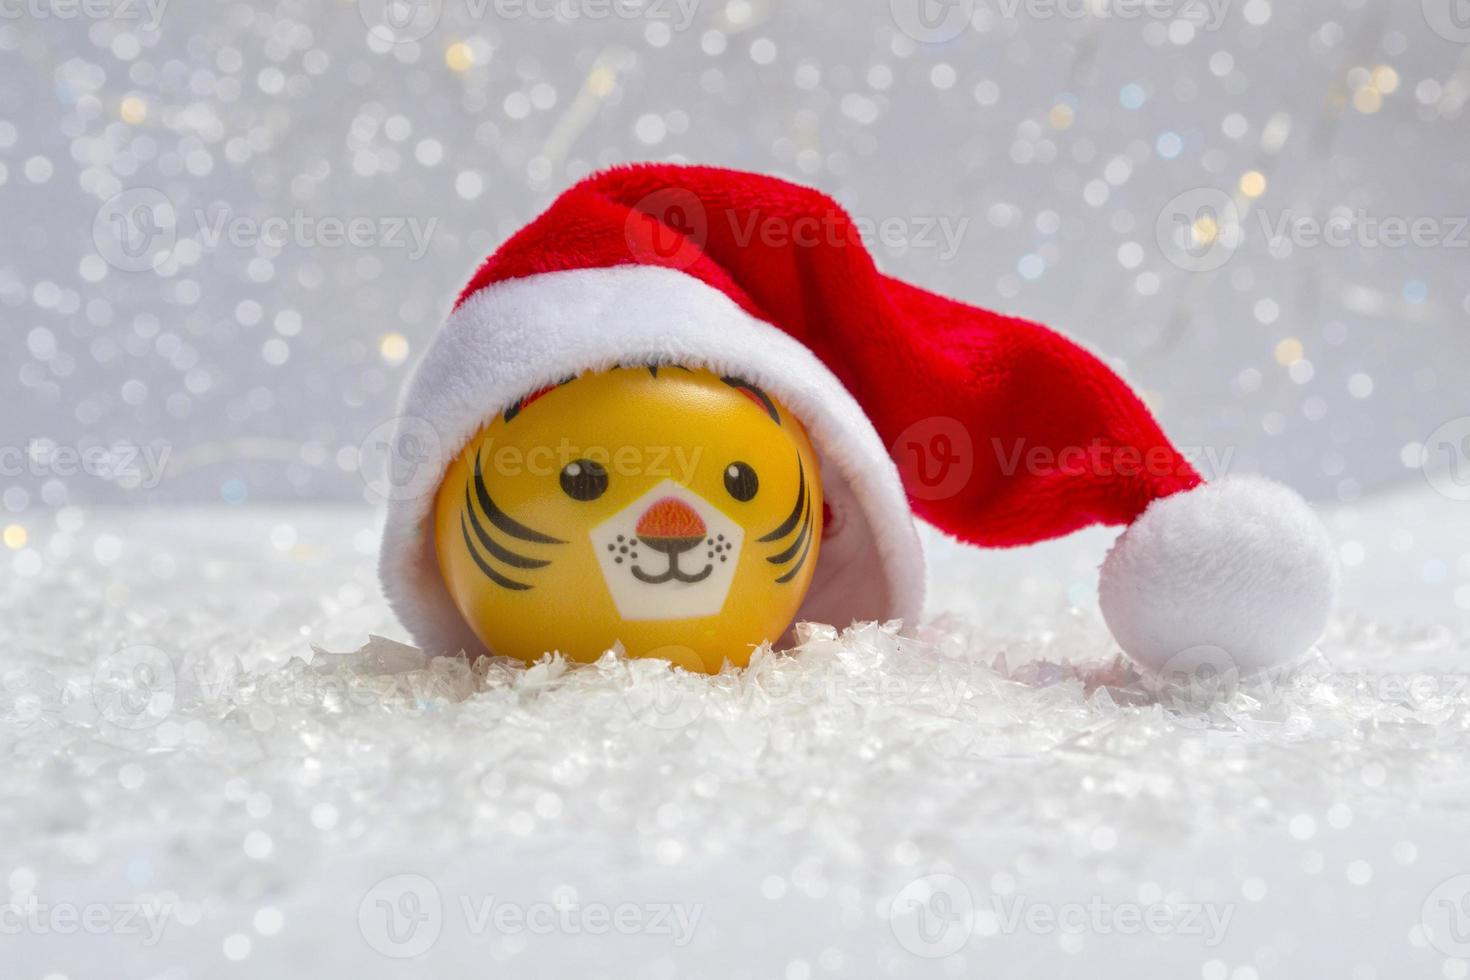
[4,485,1469,979]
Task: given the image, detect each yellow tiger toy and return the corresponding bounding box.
[431,365,823,673]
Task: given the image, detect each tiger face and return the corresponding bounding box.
[431,365,823,673]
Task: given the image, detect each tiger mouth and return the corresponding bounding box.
[630,547,713,585]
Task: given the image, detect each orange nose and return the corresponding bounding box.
[635,497,706,539]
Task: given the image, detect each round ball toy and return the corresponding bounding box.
[431,365,823,673]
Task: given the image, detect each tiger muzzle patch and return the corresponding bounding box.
[591,480,744,621]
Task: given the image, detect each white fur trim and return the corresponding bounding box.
[379,265,925,657]
[1098,476,1338,675]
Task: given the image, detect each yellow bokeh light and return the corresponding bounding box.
[1047,104,1074,130]
[1353,87,1383,114]
[445,42,475,73]
[120,96,148,124]
[1371,64,1399,94]
[587,66,616,98]
[1238,170,1267,199]
[1274,338,1304,366]
[380,332,410,365]
[3,524,26,550]
[1191,215,1219,249]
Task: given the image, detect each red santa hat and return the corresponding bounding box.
[379,163,1337,675]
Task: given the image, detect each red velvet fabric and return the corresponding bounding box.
[455,164,1202,548]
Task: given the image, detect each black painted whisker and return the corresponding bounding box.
[460,515,532,591]
[757,456,805,543]
[774,522,814,584]
[767,495,812,566]
[463,487,551,569]
[473,450,566,545]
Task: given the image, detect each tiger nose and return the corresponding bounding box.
[635,497,707,556]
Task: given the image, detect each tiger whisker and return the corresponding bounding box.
[757,456,806,543]
[473,450,566,545]
[463,487,551,570]
[459,515,532,591]
[767,494,812,566]
[774,522,814,584]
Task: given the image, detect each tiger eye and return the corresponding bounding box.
[724,462,758,501]
[560,459,608,501]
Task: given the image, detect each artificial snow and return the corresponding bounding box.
[3,486,1469,978]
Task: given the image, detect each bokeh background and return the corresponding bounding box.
[7,6,1470,980]
[3,0,1468,515]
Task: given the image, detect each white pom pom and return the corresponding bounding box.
[1098,477,1338,676]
